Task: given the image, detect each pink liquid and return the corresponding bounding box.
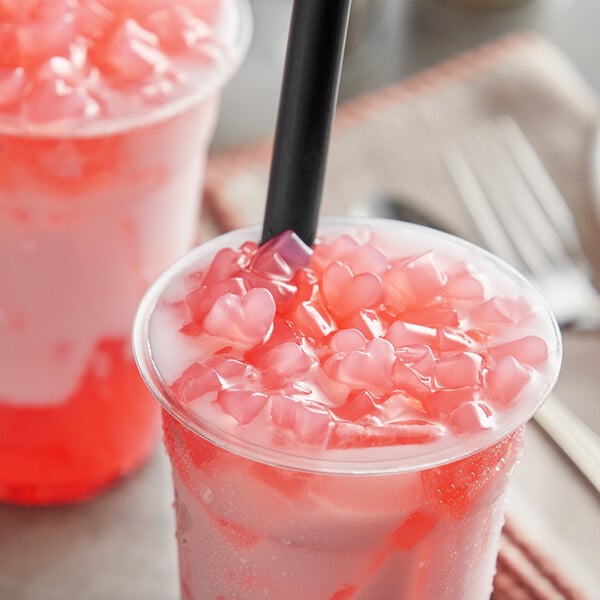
[135,220,561,599]
[0,0,249,505]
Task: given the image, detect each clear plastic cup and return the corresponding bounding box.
[0,0,252,505]
[133,218,561,599]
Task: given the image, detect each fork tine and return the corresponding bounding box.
[483,121,571,271]
[467,127,557,278]
[443,143,523,268]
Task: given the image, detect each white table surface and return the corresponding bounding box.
[2,1,600,599]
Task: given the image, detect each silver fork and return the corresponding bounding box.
[445,116,600,494]
[444,115,600,329]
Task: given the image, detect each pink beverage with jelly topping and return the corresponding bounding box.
[0,0,251,505]
[133,218,561,600]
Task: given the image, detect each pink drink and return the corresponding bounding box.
[0,0,251,505]
[133,218,561,599]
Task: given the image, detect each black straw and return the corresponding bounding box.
[260,0,352,247]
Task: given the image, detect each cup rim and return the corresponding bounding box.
[0,0,253,139]
[133,217,562,475]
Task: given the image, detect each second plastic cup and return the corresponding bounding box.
[0,0,251,505]
[134,218,561,599]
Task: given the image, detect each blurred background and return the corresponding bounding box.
[213,0,600,148]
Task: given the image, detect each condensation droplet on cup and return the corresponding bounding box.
[199,485,214,503]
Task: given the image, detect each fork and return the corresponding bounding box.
[444,115,600,330]
[444,116,600,494]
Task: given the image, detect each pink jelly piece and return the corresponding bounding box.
[172,362,222,403]
[392,362,431,399]
[487,336,548,366]
[250,230,313,280]
[185,277,247,324]
[290,299,336,341]
[437,328,473,352]
[377,391,428,423]
[16,9,77,68]
[78,0,118,41]
[288,270,336,340]
[429,387,478,417]
[0,67,25,109]
[471,295,531,328]
[386,321,436,349]
[434,352,483,389]
[254,342,313,378]
[450,402,494,434]
[93,19,167,87]
[346,243,389,275]
[217,389,268,425]
[248,316,301,356]
[322,261,383,319]
[339,309,384,340]
[206,357,254,387]
[383,252,447,309]
[486,356,532,405]
[240,272,298,308]
[444,261,487,301]
[330,329,367,354]
[332,389,379,422]
[311,234,361,273]
[399,305,459,328]
[142,4,211,52]
[336,338,396,393]
[395,345,435,382]
[203,288,276,347]
[270,395,332,444]
[202,247,248,287]
[23,77,101,124]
